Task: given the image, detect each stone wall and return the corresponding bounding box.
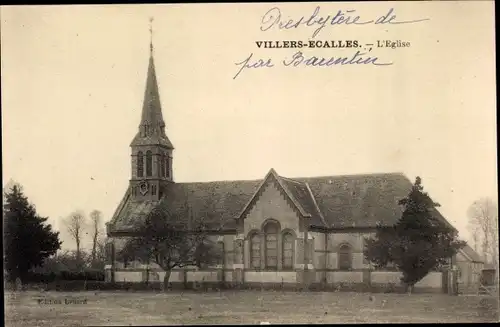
[108,213,445,293]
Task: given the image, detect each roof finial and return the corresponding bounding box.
[149,17,154,54]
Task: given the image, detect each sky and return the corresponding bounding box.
[1,2,497,250]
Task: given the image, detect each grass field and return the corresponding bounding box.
[4,290,499,326]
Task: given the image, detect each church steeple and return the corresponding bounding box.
[130,18,174,149]
[130,18,174,201]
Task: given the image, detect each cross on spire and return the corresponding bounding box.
[149,17,154,54]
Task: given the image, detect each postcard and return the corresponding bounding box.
[2,2,497,325]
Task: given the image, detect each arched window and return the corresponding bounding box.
[338,244,352,270]
[137,151,144,178]
[250,233,261,269]
[282,232,294,269]
[264,222,279,269]
[160,153,165,177]
[146,151,152,177]
[165,154,170,178]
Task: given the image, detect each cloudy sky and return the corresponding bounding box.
[2,2,496,250]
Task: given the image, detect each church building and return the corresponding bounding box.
[105,33,478,293]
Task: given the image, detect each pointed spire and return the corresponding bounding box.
[130,18,174,149]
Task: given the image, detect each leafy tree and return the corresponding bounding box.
[117,205,222,291]
[3,184,61,282]
[364,177,465,292]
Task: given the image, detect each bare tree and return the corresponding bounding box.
[96,236,107,267]
[467,221,481,253]
[89,210,103,265]
[118,205,222,291]
[467,198,498,265]
[64,210,86,269]
[87,234,107,270]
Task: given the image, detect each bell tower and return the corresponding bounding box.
[129,18,174,202]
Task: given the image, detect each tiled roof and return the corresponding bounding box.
[157,180,262,230]
[109,170,456,233]
[296,173,410,228]
[111,179,261,231]
[113,197,159,230]
[279,176,326,227]
[300,173,455,230]
[460,243,484,263]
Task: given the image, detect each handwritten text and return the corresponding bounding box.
[233,51,393,79]
[260,7,429,38]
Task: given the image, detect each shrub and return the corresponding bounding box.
[23,269,105,283]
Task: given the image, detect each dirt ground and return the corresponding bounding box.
[4,290,499,326]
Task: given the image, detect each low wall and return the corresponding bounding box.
[114,271,143,283]
[326,271,364,284]
[150,271,184,282]
[371,272,402,284]
[110,269,444,293]
[187,271,218,282]
[114,271,184,283]
[369,271,443,292]
[244,271,297,283]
